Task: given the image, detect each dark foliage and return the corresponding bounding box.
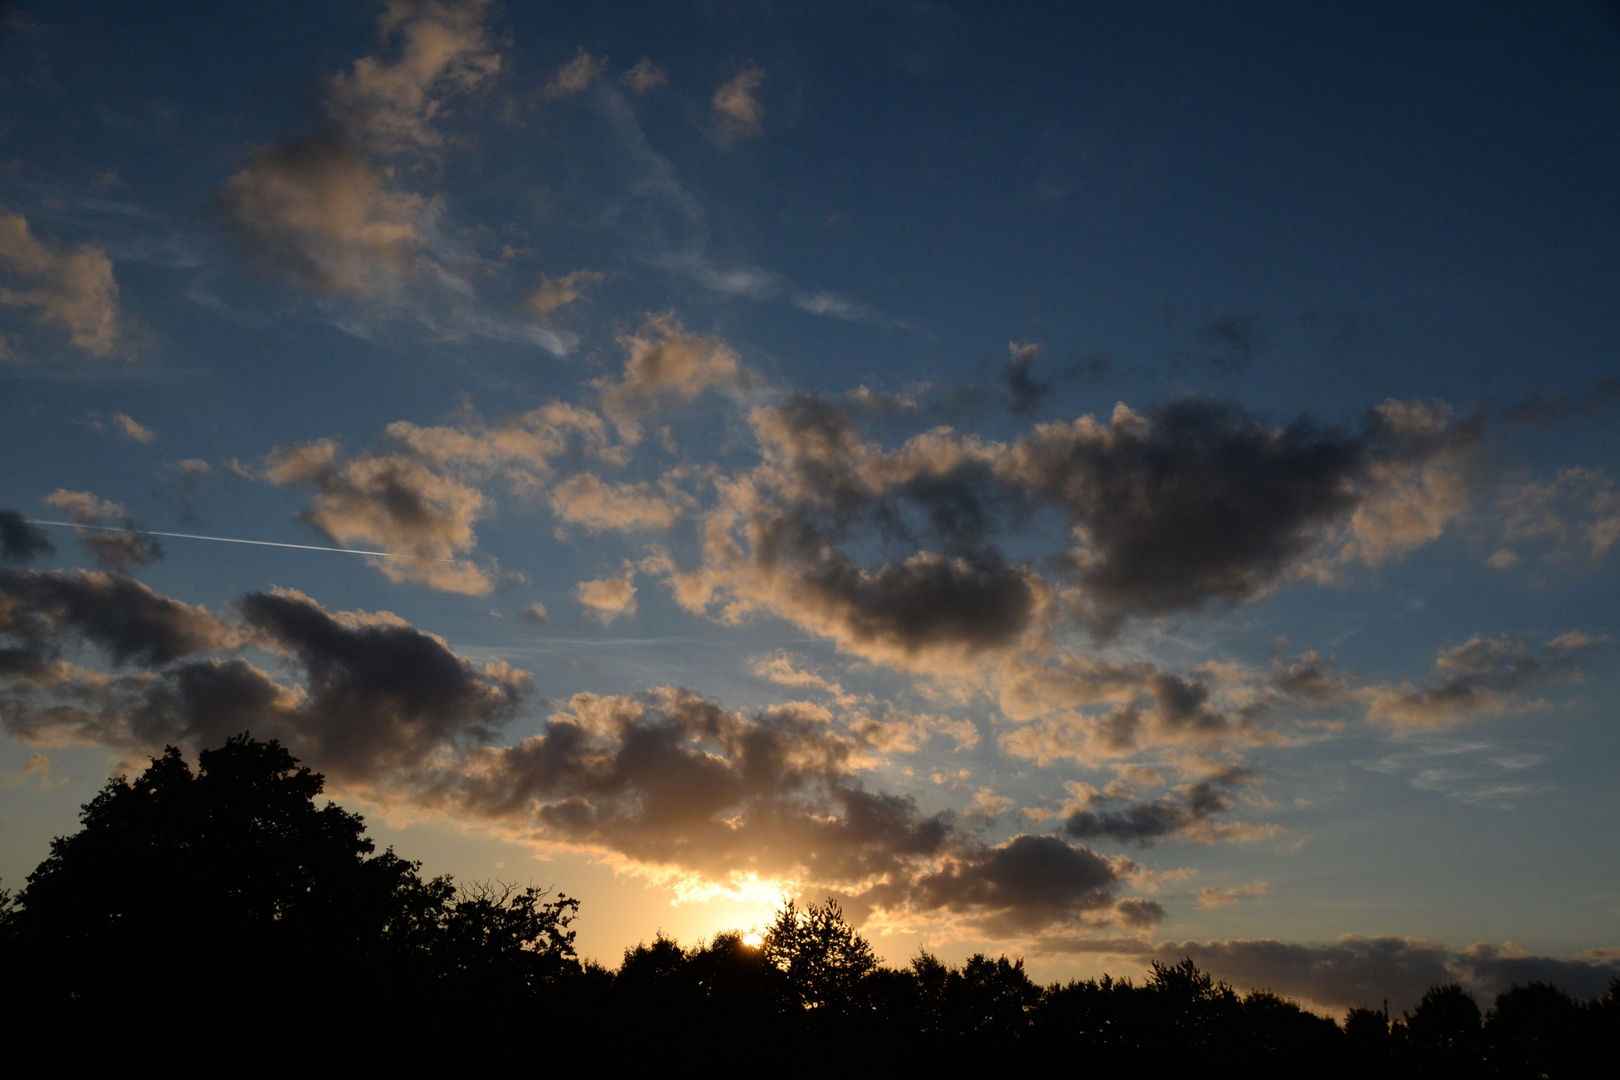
[3,735,1618,1074]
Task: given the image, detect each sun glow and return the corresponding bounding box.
[742,931,763,948]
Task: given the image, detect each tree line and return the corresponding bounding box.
[1,736,1612,1074]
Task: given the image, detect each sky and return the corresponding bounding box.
[2,0,1619,1014]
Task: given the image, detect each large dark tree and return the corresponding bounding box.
[0,736,581,1050]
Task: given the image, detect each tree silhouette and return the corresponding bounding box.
[0,735,580,1049]
[763,897,877,1019]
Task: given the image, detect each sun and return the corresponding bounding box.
[742,931,763,948]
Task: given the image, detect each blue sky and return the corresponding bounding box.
[2,0,1618,1010]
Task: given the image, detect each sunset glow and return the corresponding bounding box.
[1,0,1617,1013]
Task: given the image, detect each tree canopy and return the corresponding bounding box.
[2,734,1616,1075]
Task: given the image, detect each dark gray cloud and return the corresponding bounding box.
[1366,632,1599,728]
[1003,343,1053,416]
[234,587,529,779]
[0,510,53,563]
[1063,773,1249,847]
[0,577,525,783]
[1151,937,1620,1015]
[1195,315,1268,374]
[1003,398,1478,633]
[0,567,228,668]
[79,523,163,572]
[669,393,1050,669]
[899,833,1133,934]
[429,688,948,885]
[1501,375,1620,428]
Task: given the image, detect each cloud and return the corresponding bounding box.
[622,58,667,95]
[596,314,750,421]
[1491,466,1619,565]
[0,511,53,564]
[262,438,494,594]
[1003,398,1479,634]
[42,489,124,523]
[1198,882,1269,907]
[1003,342,1052,416]
[41,489,163,572]
[1062,770,1274,847]
[996,656,1299,767]
[1,581,526,783]
[1194,314,1268,374]
[543,47,603,99]
[218,135,429,298]
[523,601,548,624]
[1357,735,1549,807]
[523,270,603,319]
[1501,376,1620,428]
[0,572,1162,939]
[232,587,528,779]
[662,394,1049,672]
[1147,937,1620,1014]
[577,565,638,623]
[111,412,155,442]
[893,833,1137,936]
[77,529,164,574]
[0,205,123,357]
[258,401,631,593]
[1364,633,1597,728]
[325,0,501,158]
[712,65,766,141]
[0,567,230,673]
[215,0,540,349]
[549,473,684,533]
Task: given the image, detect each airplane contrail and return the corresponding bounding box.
[25,519,453,561]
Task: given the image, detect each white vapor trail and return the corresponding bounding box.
[25,520,453,561]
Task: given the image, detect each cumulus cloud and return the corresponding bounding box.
[262,437,493,594]
[259,401,632,592]
[1491,466,1619,566]
[218,135,429,298]
[1062,769,1275,847]
[596,314,750,423]
[41,489,163,572]
[661,394,1049,672]
[660,390,1480,675]
[0,511,53,564]
[1004,398,1479,634]
[712,65,766,141]
[543,47,603,99]
[622,58,666,95]
[523,269,603,319]
[1501,376,1620,428]
[1364,632,1598,728]
[1198,882,1269,907]
[891,833,1138,936]
[0,578,525,782]
[0,567,230,677]
[0,206,123,358]
[325,0,501,157]
[217,0,511,322]
[87,411,155,443]
[576,565,638,623]
[523,601,548,624]
[997,658,1295,768]
[549,473,685,533]
[0,571,1176,939]
[1003,342,1052,416]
